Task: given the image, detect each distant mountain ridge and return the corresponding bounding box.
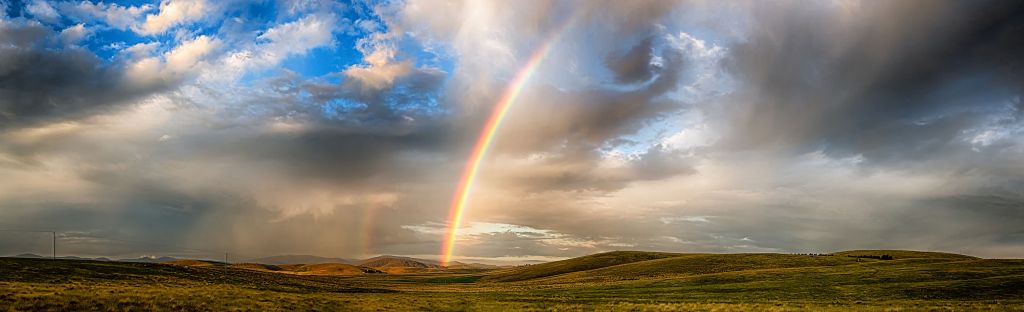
[4,253,501,269]
[356,255,441,268]
[245,255,355,265]
[12,253,43,259]
[119,256,178,263]
[4,254,175,263]
[246,254,500,270]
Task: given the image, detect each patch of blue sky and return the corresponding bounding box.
[321,97,367,120]
[279,33,362,78]
[107,0,153,7]
[3,0,30,19]
[400,34,456,74]
[84,28,149,61]
[216,1,277,39]
[606,117,686,156]
[386,80,445,115]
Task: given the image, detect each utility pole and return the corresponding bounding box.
[224,251,229,264]
[51,231,56,260]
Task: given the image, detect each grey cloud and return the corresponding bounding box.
[496,144,694,194]
[224,125,448,185]
[606,37,654,84]
[458,231,602,258]
[480,33,702,194]
[497,37,687,153]
[163,69,453,186]
[0,23,169,130]
[720,0,1024,164]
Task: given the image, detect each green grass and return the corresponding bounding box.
[2,250,1023,311]
[425,275,485,284]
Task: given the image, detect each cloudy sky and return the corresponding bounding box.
[0,0,1022,262]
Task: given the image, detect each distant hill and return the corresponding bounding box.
[246,255,355,265]
[58,256,104,261]
[164,259,222,267]
[356,255,441,268]
[6,255,116,261]
[446,261,502,270]
[832,250,978,260]
[119,256,177,263]
[278,263,384,275]
[165,259,383,275]
[242,254,503,271]
[11,253,44,259]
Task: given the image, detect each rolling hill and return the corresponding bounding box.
[167,254,494,274]
[481,250,681,282]
[277,263,384,275]
[481,250,985,284]
[511,253,865,284]
[445,261,502,270]
[1,249,1022,310]
[239,254,502,270]
[165,259,383,276]
[832,249,978,260]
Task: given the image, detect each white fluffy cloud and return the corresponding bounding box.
[256,13,336,63]
[60,1,153,31]
[125,35,219,86]
[58,23,91,45]
[205,13,337,82]
[25,0,61,23]
[136,0,208,35]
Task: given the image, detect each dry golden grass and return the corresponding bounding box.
[2,250,1023,311]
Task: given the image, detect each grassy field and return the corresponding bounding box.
[2,250,1023,311]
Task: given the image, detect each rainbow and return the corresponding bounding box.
[440,15,579,266]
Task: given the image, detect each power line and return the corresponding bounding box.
[1,229,254,262]
[0,229,56,259]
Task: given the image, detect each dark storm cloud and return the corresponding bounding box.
[485,35,699,193]
[695,192,1024,257]
[0,23,169,129]
[224,124,449,185]
[495,144,694,194]
[606,37,654,84]
[721,0,1024,163]
[161,68,453,186]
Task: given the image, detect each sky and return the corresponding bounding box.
[0,0,1022,263]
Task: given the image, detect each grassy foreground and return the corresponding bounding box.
[2,250,1023,311]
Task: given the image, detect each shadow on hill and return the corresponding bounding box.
[480,250,988,284]
[481,251,681,282]
[0,258,393,293]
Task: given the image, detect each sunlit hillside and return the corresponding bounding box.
[2,250,1022,310]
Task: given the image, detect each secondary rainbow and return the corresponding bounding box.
[440,16,579,266]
